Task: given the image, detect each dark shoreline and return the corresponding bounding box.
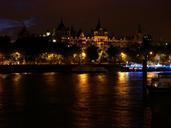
[0,64,120,73]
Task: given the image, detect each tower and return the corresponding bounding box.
[136,24,143,44]
[92,19,109,48]
[53,19,69,42]
[95,18,102,31]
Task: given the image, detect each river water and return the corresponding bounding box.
[0,72,170,128]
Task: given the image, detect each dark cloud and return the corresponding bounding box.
[0,19,20,30]
[0,17,38,31]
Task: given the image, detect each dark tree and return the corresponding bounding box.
[107,45,120,63]
[86,44,99,62]
[124,44,142,63]
[0,36,11,54]
[14,35,51,62]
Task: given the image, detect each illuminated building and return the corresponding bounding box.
[42,19,145,49]
[79,32,87,45]
[53,19,70,42]
[76,29,86,45]
[134,24,143,44]
[92,19,109,48]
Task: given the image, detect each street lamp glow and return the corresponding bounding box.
[150,51,153,55]
[121,52,126,58]
[52,39,57,43]
[120,52,127,62]
[81,52,86,59]
[46,32,51,36]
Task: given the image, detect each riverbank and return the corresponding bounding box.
[0,64,120,73]
[0,64,170,73]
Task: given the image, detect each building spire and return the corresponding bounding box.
[136,24,143,44]
[96,18,102,30]
[60,18,64,25]
[18,22,29,38]
[137,24,142,33]
[57,18,65,30]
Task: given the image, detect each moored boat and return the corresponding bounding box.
[147,73,171,93]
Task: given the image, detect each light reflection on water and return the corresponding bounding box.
[77,74,89,93]
[0,72,170,128]
[116,72,129,95]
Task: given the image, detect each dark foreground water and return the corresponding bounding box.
[0,72,170,128]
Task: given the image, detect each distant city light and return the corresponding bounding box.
[121,52,127,61]
[73,54,77,58]
[81,52,86,59]
[52,39,56,43]
[124,63,171,71]
[46,32,51,36]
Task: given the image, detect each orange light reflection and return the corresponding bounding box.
[77,74,89,93]
[116,72,129,95]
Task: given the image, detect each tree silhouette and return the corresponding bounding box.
[86,44,99,63]
[0,36,11,54]
[107,45,120,63]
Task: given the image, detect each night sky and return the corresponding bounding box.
[0,0,171,41]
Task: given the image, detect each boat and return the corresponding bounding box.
[120,63,171,72]
[147,73,171,93]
